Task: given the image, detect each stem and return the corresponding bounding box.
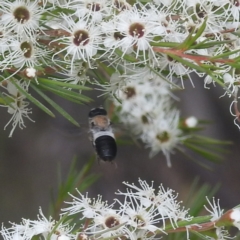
[42,29,71,37]
[165,221,216,233]
[4,66,59,78]
[204,28,236,37]
[234,90,240,123]
[152,47,235,65]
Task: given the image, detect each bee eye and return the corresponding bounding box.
[91,122,95,127]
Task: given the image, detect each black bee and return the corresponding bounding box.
[88,107,117,162]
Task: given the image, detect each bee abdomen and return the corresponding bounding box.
[95,135,117,161]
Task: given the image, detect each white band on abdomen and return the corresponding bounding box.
[93,131,115,141]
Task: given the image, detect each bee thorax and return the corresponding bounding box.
[89,115,111,130]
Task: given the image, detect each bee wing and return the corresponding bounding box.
[50,123,88,137]
[88,130,94,142]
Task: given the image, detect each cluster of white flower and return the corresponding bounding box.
[109,67,183,167]
[0,208,74,240]
[0,0,240,156]
[0,179,193,240]
[63,179,192,233]
[1,179,240,240]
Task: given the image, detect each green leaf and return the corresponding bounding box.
[190,135,232,145]
[96,59,116,77]
[92,68,109,85]
[176,18,207,50]
[150,41,178,47]
[190,40,235,50]
[38,83,92,103]
[186,179,220,216]
[37,78,92,90]
[177,147,213,170]
[49,156,100,218]
[9,79,55,117]
[163,215,212,231]
[47,214,70,240]
[191,231,214,240]
[199,63,223,71]
[184,141,223,163]
[30,84,80,127]
[203,69,226,89]
[210,47,240,60]
[167,53,207,73]
[0,91,14,109]
[40,85,85,105]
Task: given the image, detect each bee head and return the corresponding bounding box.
[89,107,107,118]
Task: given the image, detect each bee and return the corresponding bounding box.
[88,107,117,162]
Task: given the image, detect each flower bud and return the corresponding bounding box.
[216,206,240,229]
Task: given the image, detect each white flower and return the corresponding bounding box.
[152,0,174,6]
[124,203,162,232]
[89,209,131,239]
[1,37,49,72]
[131,229,157,240]
[215,227,232,240]
[1,219,31,240]
[156,186,191,228]
[204,62,230,89]
[0,208,73,240]
[52,62,90,88]
[185,0,228,36]
[142,109,183,167]
[119,179,156,208]
[99,72,127,96]
[66,0,111,22]
[113,66,171,108]
[41,0,68,8]
[61,190,111,218]
[29,209,74,239]
[204,198,234,240]
[112,0,131,11]
[52,14,102,71]
[0,0,46,41]
[156,53,194,88]
[116,179,192,230]
[58,235,71,240]
[0,80,34,137]
[101,20,129,56]
[0,25,12,55]
[204,197,224,221]
[213,0,240,21]
[116,181,162,233]
[204,74,216,89]
[153,0,185,7]
[222,72,240,97]
[27,209,54,238]
[102,4,161,63]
